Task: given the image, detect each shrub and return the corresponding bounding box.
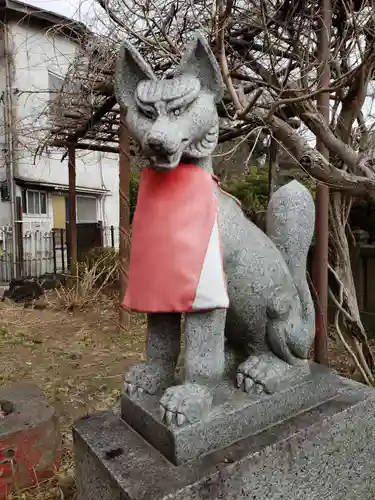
[51,247,119,311]
[130,171,140,223]
[222,167,269,220]
[222,167,315,227]
[83,247,119,286]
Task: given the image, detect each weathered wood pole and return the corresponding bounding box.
[119,107,131,330]
[68,144,78,277]
[15,197,24,278]
[313,0,331,365]
[267,136,278,202]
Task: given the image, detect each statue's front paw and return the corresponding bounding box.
[160,383,213,427]
[236,356,268,395]
[124,362,174,397]
[236,352,296,395]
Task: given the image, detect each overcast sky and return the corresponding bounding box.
[25,0,375,121]
[26,0,96,23]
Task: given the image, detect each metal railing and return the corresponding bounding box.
[0,223,117,283]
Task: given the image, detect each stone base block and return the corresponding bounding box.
[74,376,375,500]
[121,363,338,464]
[0,383,61,499]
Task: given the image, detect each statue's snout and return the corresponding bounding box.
[143,129,183,169]
[146,135,175,156]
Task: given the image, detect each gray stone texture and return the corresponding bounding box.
[116,31,317,427]
[121,363,338,464]
[76,28,375,500]
[0,382,61,493]
[74,375,375,500]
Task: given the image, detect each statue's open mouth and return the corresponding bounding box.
[147,139,189,170]
[150,143,189,170]
[150,152,181,170]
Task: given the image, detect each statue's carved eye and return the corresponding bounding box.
[171,104,189,116]
[137,104,156,120]
[141,108,156,120]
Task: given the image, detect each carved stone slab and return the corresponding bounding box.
[121,363,339,464]
[74,375,375,500]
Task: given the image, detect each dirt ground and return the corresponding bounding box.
[0,298,146,499]
[0,298,369,498]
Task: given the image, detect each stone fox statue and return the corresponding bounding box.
[115,32,315,427]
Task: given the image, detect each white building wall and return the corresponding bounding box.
[5,21,119,232]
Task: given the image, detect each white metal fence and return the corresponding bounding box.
[0,223,117,283]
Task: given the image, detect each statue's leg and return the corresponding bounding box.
[124,313,181,397]
[236,294,310,395]
[160,309,226,426]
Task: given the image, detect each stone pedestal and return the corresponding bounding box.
[74,370,375,499]
[0,383,61,499]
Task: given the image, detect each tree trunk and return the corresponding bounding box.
[328,190,374,382]
[267,136,278,202]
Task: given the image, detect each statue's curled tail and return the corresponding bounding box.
[266,180,315,361]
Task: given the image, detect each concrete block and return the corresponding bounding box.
[120,363,340,464]
[0,383,61,499]
[73,376,375,500]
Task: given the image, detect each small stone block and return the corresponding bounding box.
[0,382,61,499]
[121,363,339,464]
[74,376,375,500]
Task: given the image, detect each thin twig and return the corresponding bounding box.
[217,0,242,113]
[328,263,374,384]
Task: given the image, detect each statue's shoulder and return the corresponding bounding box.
[213,176,242,208]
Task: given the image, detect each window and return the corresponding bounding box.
[48,71,64,102]
[21,190,47,216]
[76,196,98,223]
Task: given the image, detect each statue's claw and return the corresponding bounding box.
[124,382,136,396]
[177,413,187,426]
[124,362,174,397]
[236,353,283,395]
[159,383,213,427]
[236,352,310,395]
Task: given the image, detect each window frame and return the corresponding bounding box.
[21,189,48,216]
[48,70,64,103]
[76,195,98,223]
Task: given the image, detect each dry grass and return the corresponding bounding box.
[0,297,146,499]
[0,294,371,499]
[51,250,119,311]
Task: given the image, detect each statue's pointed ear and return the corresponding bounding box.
[174,32,224,103]
[115,40,156,108]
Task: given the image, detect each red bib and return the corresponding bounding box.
[123,164,229,313]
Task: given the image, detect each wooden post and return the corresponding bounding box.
[267,136,278,202]
[68,145,78,277]
[15,196,23,278]
[119,107,131,330]
[313,0,331,365]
